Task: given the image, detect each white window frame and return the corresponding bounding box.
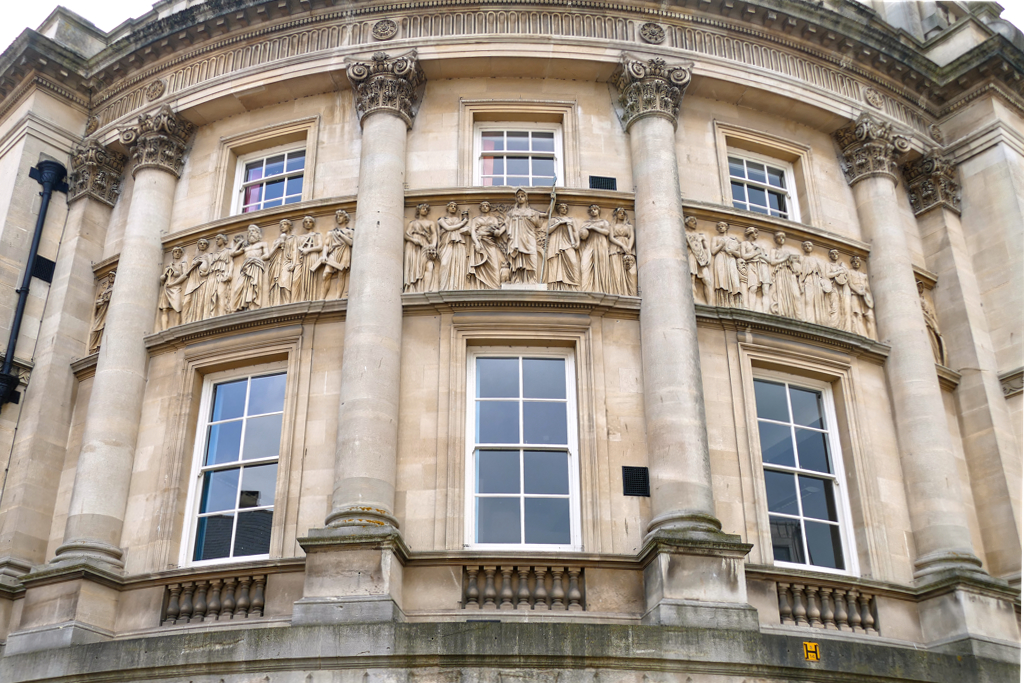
[472,122,564,188]
[464,347,581,552]
[231,142,307,215]
[179,362,287,567]
[752,370,858,576]
[727,149,801,222]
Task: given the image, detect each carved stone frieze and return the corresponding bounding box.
[612,54,692,130]
[89,271,115,353]
[372,19,398,40]
[902,155,961,216]
[67,140,127,207]
[1000,368,1023,397]
[917,280,948,366]
[833,114,912,186]
[118,105,196,178]
[145,79,166,101]
[639,23,665,44]
[346,51,425,128]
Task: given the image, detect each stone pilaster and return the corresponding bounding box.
[834,115,983,580]
[294,52,423,625]
[902,155,1021,578]
[53,107,193,570]
[613,53,754,628]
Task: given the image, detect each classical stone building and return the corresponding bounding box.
[0,0,1019,680]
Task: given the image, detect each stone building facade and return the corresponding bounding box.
[0,0,1019,681]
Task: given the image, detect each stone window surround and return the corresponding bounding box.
[458,99,581,189]
[212,116,320,219]
[737,339,879,579]
[726,150,801,223]
[713,121,821,228]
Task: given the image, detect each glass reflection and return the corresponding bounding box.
[477,358,519,398]
[805,521,844,569]
[212,379,247,421]
[477,401,519,443]
[242,414,283,460]
[200,469,239,513]
[789,387,824,428]
[523,451,568,494]
[524,498,570,545]
[758,422,795,467]
[763,470,799,515]
[795,428,831,473]
[206,421,242,466]
[477,498,521,543]
[798,476,837,521]
[753,380,789,422]
[234,510,273,556]
[769,516,805,564]
[478,450,520,494]
[194,514,233,561]
[522,358,565,399]
[239,464,278,508]
[523,402,567,444]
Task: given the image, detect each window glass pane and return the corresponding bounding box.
[506,132,529,151]
[532,132,554,152]
[286,176,303,197]
[795,428,831,473]
[481,177,496,187]
[524,498,571,545]
[769,515,805,564]
[242,414,282,460]
[753,380,789,422]
[264,199,283,209]
[767,166,786,188]
[264,155,285,178]
[194,514,233,561]
[805,521,844,569]
[507,177,529,186]
[747,162,767,184]
[240,464,278,508]
[477,358,519,398]
[245,161,263,183]
[731,182,746,203]
[249,374,286,415]
[728,157,745,178]
[477,401,519,444]
[285,151,305,172]
[768,192,782,212]
[748,186,768,207]
[506,156,529,175]
[477,498,521,543]
[213,380,248,421]
[234,510,273,556]
[532,176,555,187]
[200,469,240,513]
[206,421,243,466]
[789,387,823,429]
[481,132,503,151]
[264,179,285,202]
[477,450,520,494]
[798,476,838,521]
[523,401,567,445]
[243,188,261,210]
[758,421,795,467]
[750,204,769,215]
[522,358,565,399]
[532,157,555,178]
[763,470,799,515]
[524,450,568,494]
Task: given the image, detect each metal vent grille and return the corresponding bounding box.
[589,175,617,191]
[622,466,650,497]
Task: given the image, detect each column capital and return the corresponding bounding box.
[612,53,692,131]
[118,105,195,179]
[833,114,911,186]
[346,50,425,129]
[67,140,126,207]
[902,155,961,216]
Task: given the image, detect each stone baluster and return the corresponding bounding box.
[791,584,808,627]
[235,576,252,618]
[482,567,497,610]
[250,576,266,618]
[847,590,863,633]
[498,567,514,610]
[163,584,182,626]
[177,583,195,625]
[54,107,194,569]
[567,568,583,611]
[464,567,480,609]
[220,578,237,619]
[517,567,532,609]
[833,589,851,631]
[806,586,823,628]
[205,579,222,622]
[860,594,877,635]
[551,568,566,610]
[533,567,549,611]
[192,581,208,622]
[820,588,837,630]
[777,583,794,625]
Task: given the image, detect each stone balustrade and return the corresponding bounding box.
[462,565,585,611]
[161,574,267,625]
[776,581,879,635]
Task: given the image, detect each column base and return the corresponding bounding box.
[916,568,1020,660]
[52,539,125,570]
[0,555,33,586]
[912,548,985,581]
[294,525,408,625]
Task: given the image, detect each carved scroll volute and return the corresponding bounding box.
[832,113,912,186]
[118,105,196,179]
[902,155,961,216]
[67,140,127,207]
[346,51,426,128]
[612,53,693,131]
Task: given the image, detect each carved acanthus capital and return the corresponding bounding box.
[346,51,425,128]
[902,155,961,216]
[612,54,692,130]
[833,114,911,186]
[118,105,196,179]
[67,140,127,207]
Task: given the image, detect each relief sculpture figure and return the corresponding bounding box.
[322,209,354,299]
[89,271,115,353]
[800,241,832,326]
[740,227,772,313]
[209,234,234,318]
[505,188,549,285]
[266,218,296,307]
[404,203,438,293]
[579,205,612,294]
[849,256,875,339]
[467,201,506,290]
[181,238,213,325]
[918,280,948,366]
[608,207,637,297]
[768,232,802,320]
[437,201,470,291]
[543,203,581,291]
[295,216,324,301]
[159,246,189,330]
[711,221,743,307]
[827,249,851,332]
[230,224,270,312]
[685,216,713,305]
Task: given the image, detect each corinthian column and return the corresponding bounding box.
[54,107,193,568]
[613,54,753,628]
[834,116,983,580]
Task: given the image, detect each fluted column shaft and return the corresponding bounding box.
[615,55,720,537]
[327,52,423,529]
[56,108,192,567]
[835,117,982,578]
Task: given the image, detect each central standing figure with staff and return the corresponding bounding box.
[504,186,554,285]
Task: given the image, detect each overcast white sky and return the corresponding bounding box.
[2,1,1023,58]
